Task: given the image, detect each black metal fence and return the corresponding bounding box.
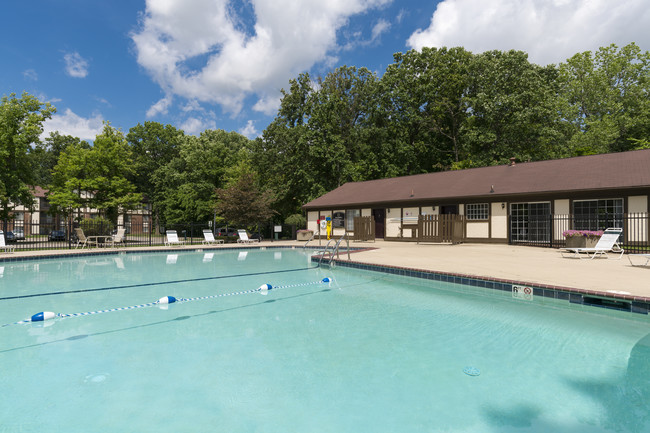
[509,213,650,253]
[0,220,303,252]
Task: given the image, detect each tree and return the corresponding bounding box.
[48,123,141,224]
[0,92,55,225]
[215,172,275,229]
[126,121,183,226]
[155,129,251,224]
[463,49,569,165]
[380,47,474,171]
[30,132,89,187]
[559,43,650,155]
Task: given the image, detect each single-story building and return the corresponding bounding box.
[302,149,650,248]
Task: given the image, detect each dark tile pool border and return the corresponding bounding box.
[326,257,650,315]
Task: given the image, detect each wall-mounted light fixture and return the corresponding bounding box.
[501,203,505,209]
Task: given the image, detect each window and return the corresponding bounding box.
[510,202,551,243]
[573,199,623,230]
[345,209,360,231]
[466,203,489,220]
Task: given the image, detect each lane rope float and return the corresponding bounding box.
[3,277,332,327]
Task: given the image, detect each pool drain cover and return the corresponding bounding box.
[463,366,480,376]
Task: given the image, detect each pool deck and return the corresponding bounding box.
[1,240,649,303]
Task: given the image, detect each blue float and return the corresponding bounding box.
[157,296,177,304]
[322,277,331,283]
[31,311,57,322]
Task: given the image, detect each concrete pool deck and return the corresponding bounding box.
[1,240,648,302]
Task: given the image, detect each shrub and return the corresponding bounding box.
[80,217,114,236]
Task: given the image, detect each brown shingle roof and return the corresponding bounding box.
[303,149,650,209]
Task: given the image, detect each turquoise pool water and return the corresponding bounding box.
[1,249,649,432]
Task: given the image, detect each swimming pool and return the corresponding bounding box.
[1,249,649,432]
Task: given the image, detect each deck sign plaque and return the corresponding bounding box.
[512,285,534,301]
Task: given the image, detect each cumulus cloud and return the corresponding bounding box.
[180,116,216,135]
[146,96,173,118]
[131,0,390,116]
[238,120,258,138]
[42,108,104,140]
[63,52,90,78]
[407,0,650,65]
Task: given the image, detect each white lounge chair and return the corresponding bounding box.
[106,228,126,248]
[237,229,259,244]
[74,227,98,249]
[202,229,224,245]
[0,231,15,253]
[628,254,650,267]
[165,230,185,247]
[561,227,624,259]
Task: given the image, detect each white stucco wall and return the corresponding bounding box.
[466,222,489,238]
[628,196,648,213]
[627,196,648,241]
[307,211,319,233]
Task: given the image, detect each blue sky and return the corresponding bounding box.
[2,0,648,141]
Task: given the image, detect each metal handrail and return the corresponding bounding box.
[317,231,350,266]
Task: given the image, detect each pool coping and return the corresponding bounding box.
[325,254,650,315]
[2,245,649,315]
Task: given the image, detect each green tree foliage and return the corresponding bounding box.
[559,43,650,155]
[48,123,141,223]
[126,121,183,226]
[463,50,572,165]
[215,172,275,229]
[30,132,89,187]
[156,129,251,224]
[0,92,55,223]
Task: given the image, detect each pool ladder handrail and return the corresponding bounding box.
[317,232,350,267]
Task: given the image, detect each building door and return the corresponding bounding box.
[372,209,385,238]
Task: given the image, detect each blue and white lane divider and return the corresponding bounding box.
[3,277,332,327]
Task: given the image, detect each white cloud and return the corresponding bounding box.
[63,52,90,78]
[146,96,173,118]
[180,116,216,135]
[23,69,38,81]
[238,120,258,138]
[42,108,104,140]
[131,0,390,116]
[371,18,390,43]
[407,0,650,65]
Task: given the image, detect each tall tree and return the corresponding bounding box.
[463,50,569,165]
[559,43,650,155]
[215,172,275,229]
[30,132,89,187]
[126,121,183,226]
[156,129,251,224]
[380,47,474,171]
[48,123,141,223]
[0,92,55,225]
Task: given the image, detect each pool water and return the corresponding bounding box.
[1,249,649,432]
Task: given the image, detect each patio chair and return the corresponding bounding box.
[628,254,650,267]
[237,229,259,244]
[74,228,98,249]
[106,228,126,248]
[202,229,224,245]
[165,230,185,247]
[561,228,624,259]
[0,231,15,253]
